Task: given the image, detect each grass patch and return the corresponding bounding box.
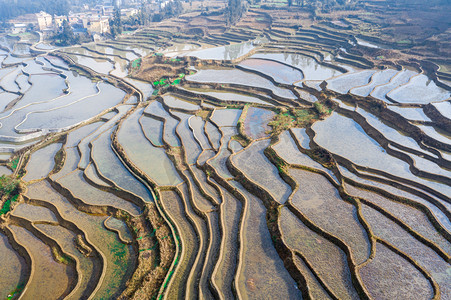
[7,283,25,300]
[269,110,293,134]
[0,175,20,197]
[153,78,168,86]
[195,109,210,120]
[0,194,18,215]
[269,108,316,135]
[167,146,182,156]
[0,175,21,216]
[103,241,128,296]
[225,105,243,109]
[131,58,142,69]
[265,147,287,175]
[313,101,333,118]
[52,248,72,265]
[292,108,316,126]
[8,157,19,171]
[307,148,335,169]
[231,135,249,147]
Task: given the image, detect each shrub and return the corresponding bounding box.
[0,175,19,196]
[0,194,18,215]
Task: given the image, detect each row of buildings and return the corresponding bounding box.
[9,6,140,36]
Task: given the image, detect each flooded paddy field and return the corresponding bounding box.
[0,8,450,300]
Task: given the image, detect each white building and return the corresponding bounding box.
[35,11,53,31]
[11,24,27,34]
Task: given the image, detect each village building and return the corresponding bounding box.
[11,23,27,34]
[53,16,67,29]
[35,12,53,31]
[121,8,139,18]
[82,16,110,34]
[8,13,38,29]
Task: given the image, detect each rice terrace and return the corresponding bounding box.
[0,0,450,299]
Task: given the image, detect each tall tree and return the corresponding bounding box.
[162,0,183,18]
[226,0,244,26]
[110,6,122,38]
[55,19,79,46]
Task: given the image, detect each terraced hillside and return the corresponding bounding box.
[0,4,450,300]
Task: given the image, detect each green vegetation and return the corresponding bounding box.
[313,101,333,118]
[307,148,335,169]
[153,73,185,87]
[269,108,316,135]
[7,284,25,300]
[149,0,183,23]
[0,175,21,215]
[53,19,80,46]
[103,241,128,296]
[269,110,293,134]
[52,248,72,265]
[160,0,183,19]
[0,175,20,196]
[265,147,287,176]
[153,78,168,86]
[236,104,251,145]
[195,109,210,120]
[0,194,18,215]
[226,0,245,25]
[131,58,142,69]
[8,32,34,38]
[110,7,123,39]
[8,157,19,171]
[172,73,185,85]
[292,108,316,126]
[231,134,249,147]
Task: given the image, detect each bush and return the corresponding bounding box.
[313,101,332,118]
[0,175,19,196]
[0,194,18,215]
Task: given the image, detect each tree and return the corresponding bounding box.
[226,0,244,26]
[162,0,183,18]
[109,6,122,38]
[55,19,79,46]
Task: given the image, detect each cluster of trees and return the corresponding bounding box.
[226,0,245,25]
[123,6,152,27]
[109,7,122,38]
[283,0,356,8]
[123,0,183,29]
[0,0,70,22]
[154,0,183,22]
[53,19,80,46]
